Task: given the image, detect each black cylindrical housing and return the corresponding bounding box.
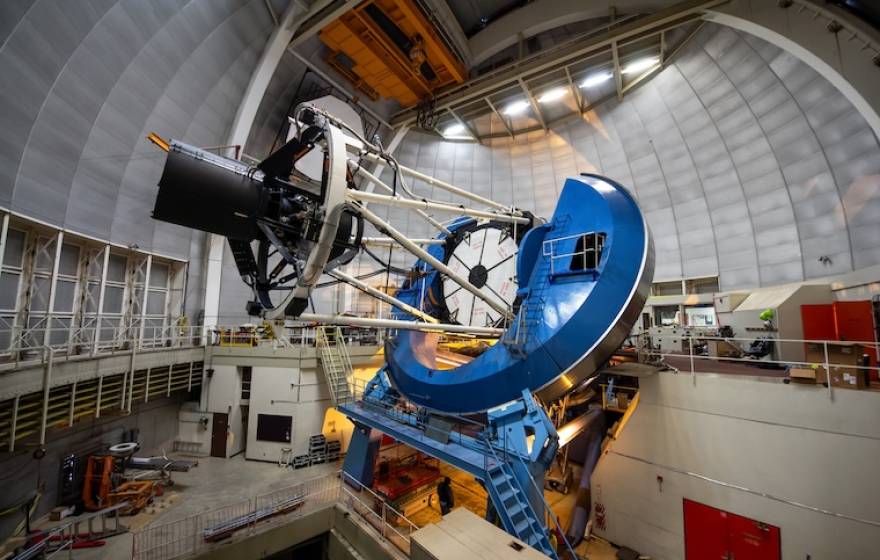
[153,149,265,240]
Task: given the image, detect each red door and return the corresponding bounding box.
[833,301,877,370]
[684,499,780,560]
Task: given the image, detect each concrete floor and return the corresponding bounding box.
[33,455,339,560]
[34,452,618,559]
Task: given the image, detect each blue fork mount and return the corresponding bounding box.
[384,174,654,414]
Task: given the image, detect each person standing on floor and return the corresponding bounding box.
[437,477,454,515]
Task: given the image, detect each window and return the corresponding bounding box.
[569,232,606,271]
[685,276,719,294]
[685,306,716,327]
[654,305,680,326]
[652,281,683,296]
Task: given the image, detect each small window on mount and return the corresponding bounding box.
[570,233,606,271]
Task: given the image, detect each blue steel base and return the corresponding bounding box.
[341,421,381,488]
[338,385,561,558]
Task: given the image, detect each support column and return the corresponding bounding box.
[42,232,64,348]
[342,422,381,488]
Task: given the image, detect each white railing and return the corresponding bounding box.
[0,324,204,369]
[637,333,880,399]
[132,470,418,560]
[339,473,419,556]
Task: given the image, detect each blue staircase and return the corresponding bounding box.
[483,448,557,558]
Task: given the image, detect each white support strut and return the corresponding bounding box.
[349,163,452,234]
[353,203,513,320]
[346,190,531,225]
[359,152,518,213]
[298,313,503,336]
[328,269,439,324]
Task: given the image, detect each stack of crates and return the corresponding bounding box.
[292,454,310,469]
[309,434,327,465]
[326,439,341,462]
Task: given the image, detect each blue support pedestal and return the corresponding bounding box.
[342,421,380,488]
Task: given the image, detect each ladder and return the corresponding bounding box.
[505,254,550,356]
[316,326,354,405]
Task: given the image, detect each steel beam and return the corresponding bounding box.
[39,348,54,445]
[612,41,623,101]
[298,313,503,336]
[346,190,530,224]
[362,237,445,246]
[518,78,547,132]
[564,67,584,113]
[359,152,519,213]
[447,108,482,144]
[138,255,152,348]
[391,0,724,126]
[42,232,65,348]
[353,204,512,319]
[328,269,439,324]
[349,162,452,234]
[485,97,515,138]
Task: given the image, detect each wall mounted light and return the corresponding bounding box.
[443,123,466,137]
[537,87,567,103]
[622,57,660,75]
[580,72,612,88]
[502,100,530,116]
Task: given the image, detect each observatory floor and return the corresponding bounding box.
[38,453,622,559]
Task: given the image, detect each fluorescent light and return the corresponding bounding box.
[622,57,659,75]
[502,100,530,116]
[443,123,466,137]
[537,87,567,103]
[580,72,612,88]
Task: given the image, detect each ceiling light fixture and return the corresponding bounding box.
[443,123,466,137]
[622,57,660,75]
[502,100,530,116]
[537,87,567,103]
[580,72,612,88]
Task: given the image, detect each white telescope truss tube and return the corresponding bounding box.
[362,237,445,246]
[353,203,513,321]
[298,313,503,336]
[328,268,439,324]
[360,152,520,214]
[346,189,531,225]
[349,163,452,234]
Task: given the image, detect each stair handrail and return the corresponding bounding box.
[508,447,578,560]
[334,326,354,379]
[480,434,561,558]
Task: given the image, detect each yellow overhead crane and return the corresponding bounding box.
[319,0,467,107]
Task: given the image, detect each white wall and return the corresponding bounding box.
[245,365,334,462]
[592,372,880,559]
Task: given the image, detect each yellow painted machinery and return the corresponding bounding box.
[319,0,466,107]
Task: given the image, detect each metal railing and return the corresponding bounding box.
[637,333,880,400]
[132,470,418,560]
[0,324,204,369]
[339,472,419,556]
[542,231,604,276]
